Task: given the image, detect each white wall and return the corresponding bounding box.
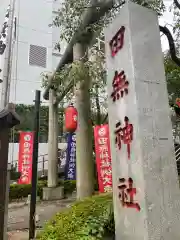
[0,0,66,105]
[10,0,53,104]
[8,142,67,170]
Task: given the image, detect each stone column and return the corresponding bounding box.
[74,43,94,199]
[43,89,64,200]
[105,1,180,240]
[47,88,57,188]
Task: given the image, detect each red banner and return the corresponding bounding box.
[94,124,112,193]
[18,131,34,184]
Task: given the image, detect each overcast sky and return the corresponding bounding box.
[0,0,176,53]
[160,0,174,51]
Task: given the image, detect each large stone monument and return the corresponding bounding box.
[105,1,180,239]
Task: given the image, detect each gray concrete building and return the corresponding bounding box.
[0,0,65,105]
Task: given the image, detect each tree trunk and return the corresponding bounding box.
[74,43,94,199]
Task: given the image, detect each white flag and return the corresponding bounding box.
[0,5,10,82]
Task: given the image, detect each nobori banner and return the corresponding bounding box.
[18,131,34,184]
[94,124,112,193]
[65,133,76,180]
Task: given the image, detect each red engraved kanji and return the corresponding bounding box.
[114,117,133,159]
[109,26,125,57]
[111,70,129,102]
[114,121,123,150]
[123,116,133,159]
[118,177,140,211]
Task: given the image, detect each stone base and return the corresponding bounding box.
[42,186,64,201]
[26,194,40,204]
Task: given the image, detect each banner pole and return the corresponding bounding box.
[29,90,41,239]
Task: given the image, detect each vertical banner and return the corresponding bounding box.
[18,131,34,184]
[65,133,76,180]
[0,5,10,82]
[94,124,112,193]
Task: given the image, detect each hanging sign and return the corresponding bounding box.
[18,131,34,184]
[65,133,76,180]
[94,124,112,193]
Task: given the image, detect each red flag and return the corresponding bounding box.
[18,132,34,184]
[94,125,113,193]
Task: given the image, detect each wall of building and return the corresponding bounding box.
[0,0,65,105]
[0,0,68,166]
[8,142,67,171]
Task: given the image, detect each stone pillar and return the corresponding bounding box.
[43,89,64,200]
[105,1,180,240]
[47,88,57,188]
[74,43,94,199]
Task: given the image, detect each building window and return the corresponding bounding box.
[29,44,47,68]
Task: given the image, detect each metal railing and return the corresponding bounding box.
[11,144,180,176]
[175,146,180,162]
[175,144,180,175]
[12,153,48,172]
[11,149,67,176]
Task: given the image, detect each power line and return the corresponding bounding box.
[18,24,52,35]
[11,78,41,83]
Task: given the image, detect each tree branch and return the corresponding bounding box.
[174,0,180,10]
[159,25,180,67]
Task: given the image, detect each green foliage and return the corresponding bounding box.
[41,64,72,90]
[42,61,90,93]
[44,0,165,126]
[41,0,166,133]
[41,51,107,122]
[37,193,114,240]
[172,1,180,45]
[133,0,165,14]
[63,180,76,195]
[61,179,98,195]
[9,182,47,201]
[164,52,180,105]
[52,0,92,43]
[52,0,165,44]
[10,104,64,143]
[11,104,48,142]
[9,180,77,201]
[10,164,21,181]
[39,180,77,197]
[11,102,107,143]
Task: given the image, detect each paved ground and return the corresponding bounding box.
[7,197,75,239]
[7,230,29,240]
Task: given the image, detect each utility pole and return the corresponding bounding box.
[29,90,41,240]
[74,43,94,199]
[1,0,16,108]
